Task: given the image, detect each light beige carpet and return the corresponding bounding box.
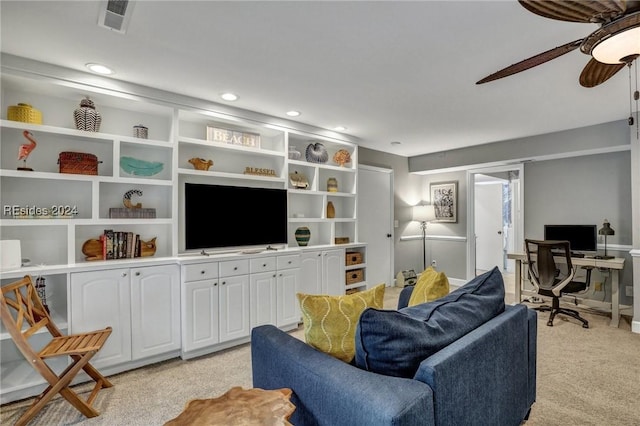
[2,285,640,425]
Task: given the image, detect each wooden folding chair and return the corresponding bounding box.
[0,275,113,426]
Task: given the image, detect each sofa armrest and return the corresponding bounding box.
[252,325,435,426]
[413,304,535,426]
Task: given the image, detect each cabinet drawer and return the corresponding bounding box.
[250,257,276,273]
[220,259,249,277]
[183,263,219,282]
[277,254,300,270]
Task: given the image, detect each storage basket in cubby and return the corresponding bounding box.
[346,269,364,285]
[346,252,363,266]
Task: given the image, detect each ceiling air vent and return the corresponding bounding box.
[98,0,135,34]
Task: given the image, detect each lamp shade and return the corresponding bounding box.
[413,204,436,223]
[598,219,615,236]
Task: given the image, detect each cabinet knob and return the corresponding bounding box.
[288,261,292,264]
[234,267,238,270]
[201,270,205,274]
[222,281,226,285]
[122,273,127,277]
[263,264,267,267]
[273,274,276,278]
[135,272,141,276]
[214,282,218,286]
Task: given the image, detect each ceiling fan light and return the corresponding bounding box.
[592,26,640,64]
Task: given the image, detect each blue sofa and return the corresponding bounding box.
[252,269,537,426]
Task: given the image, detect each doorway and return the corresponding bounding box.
[467,164,524,290]
[358,165,394,288]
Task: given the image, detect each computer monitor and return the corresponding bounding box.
[543,224,597,253]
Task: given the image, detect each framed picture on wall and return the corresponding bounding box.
[430,181,457,223]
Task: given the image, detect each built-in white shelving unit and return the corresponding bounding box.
[0,57,367,403]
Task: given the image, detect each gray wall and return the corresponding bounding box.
[524,151,633,306]
[359,120,634,307]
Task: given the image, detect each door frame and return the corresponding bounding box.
[358,164,395,288]
[466,164,524,280]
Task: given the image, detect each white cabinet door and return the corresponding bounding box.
[182,279,219,351]
[70,269,131,368]
[130,264,180,360]
[250,271,277,328]
[323,249,346,295]
[277,268,300,326]
[219,275,250,342]
[300,251,323,294]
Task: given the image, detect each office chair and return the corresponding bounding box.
[0,275,113,425]
[524,239,593,328]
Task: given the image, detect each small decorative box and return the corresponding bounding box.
[58,151,100,175]
[133,124,148,139]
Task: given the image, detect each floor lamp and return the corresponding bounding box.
[413,204,436,271]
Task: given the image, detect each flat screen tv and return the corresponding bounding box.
[184,183,287,251]
[543,224,597,252]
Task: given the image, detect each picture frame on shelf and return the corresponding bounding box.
[430,181,457,223]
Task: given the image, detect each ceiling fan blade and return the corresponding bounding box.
[476,39,582,84]
[579,58,626,87]
[518,0,626,23]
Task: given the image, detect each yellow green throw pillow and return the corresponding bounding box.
[408,266,450,306]
[297,284,385,362]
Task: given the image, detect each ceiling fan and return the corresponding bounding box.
[477,0,640,87]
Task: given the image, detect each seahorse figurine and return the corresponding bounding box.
[123,189,143,209]
[18,130,37,171]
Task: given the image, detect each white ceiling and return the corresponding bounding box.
[0,1,634,157]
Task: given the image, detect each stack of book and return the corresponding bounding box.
[101,230,142,259]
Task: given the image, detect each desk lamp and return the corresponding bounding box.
[413,204,436,270]
[598,219,615,260]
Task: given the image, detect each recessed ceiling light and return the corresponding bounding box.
[390,141,402,145]
[334,126,347,131]
[220,93,238,101]
[286,111,301,117]
[86,63,114,75]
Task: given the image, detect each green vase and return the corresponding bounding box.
[295,227,311,246]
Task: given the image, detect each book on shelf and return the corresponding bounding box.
[100,230,142,259]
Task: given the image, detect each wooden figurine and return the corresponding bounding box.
[189,157,213,171]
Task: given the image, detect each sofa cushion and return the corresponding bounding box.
[408,266,450,306]
[354,267,505,378]
[297,284,385,362]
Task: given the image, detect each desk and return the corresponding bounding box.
[507,253,625,327]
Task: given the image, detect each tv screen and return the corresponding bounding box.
[543,225,597,252]
[185,183,287,250]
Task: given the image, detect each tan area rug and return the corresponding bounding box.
[2,285,639,425]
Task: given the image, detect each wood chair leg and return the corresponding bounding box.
[16,352,102,425]
[71,353,114,389]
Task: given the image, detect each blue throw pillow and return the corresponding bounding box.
[354,266,505,378]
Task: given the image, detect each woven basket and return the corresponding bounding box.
[58,152,100,175]
[7,103,42,124]
[346,269,364,285]
[346,252,363,266]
